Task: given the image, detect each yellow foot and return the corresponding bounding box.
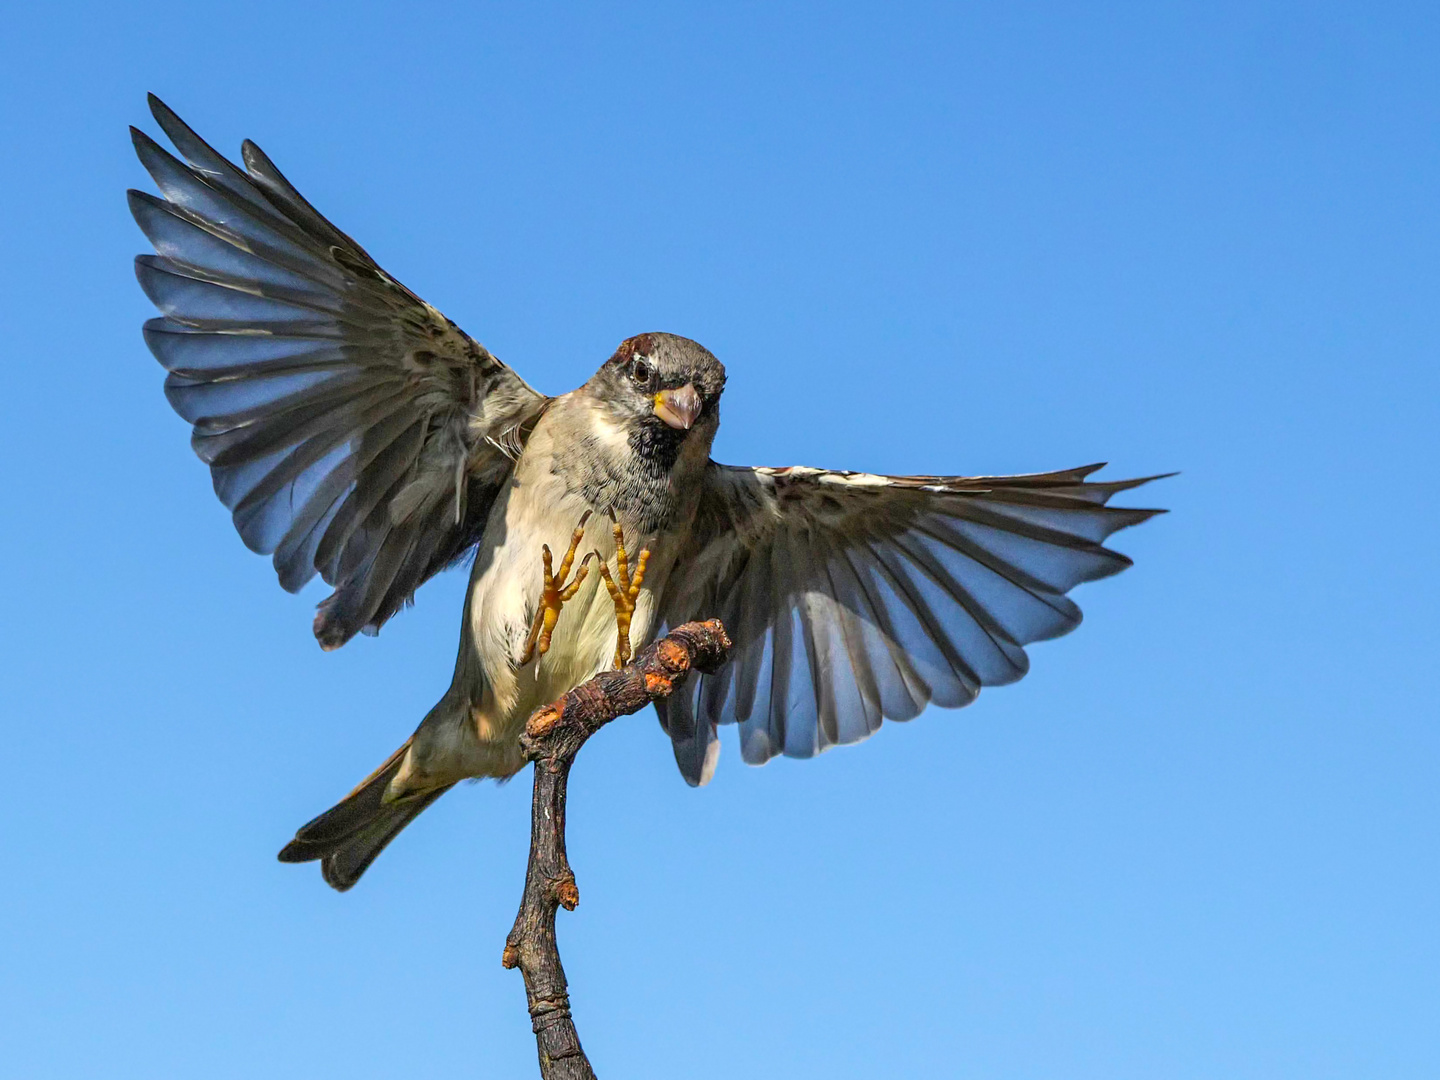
[519,511,595,666]
[595,512,651,669]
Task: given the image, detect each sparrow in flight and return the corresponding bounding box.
[129,96,1168,890]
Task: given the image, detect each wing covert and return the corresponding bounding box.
[129,95,547,648]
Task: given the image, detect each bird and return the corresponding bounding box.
[128,95,1169,891]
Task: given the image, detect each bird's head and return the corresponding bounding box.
[588,332,727,453]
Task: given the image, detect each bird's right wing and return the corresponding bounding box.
[657,462,1169,784]
[129,95,547,649]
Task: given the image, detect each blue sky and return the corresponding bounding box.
[1,2,1436,1077]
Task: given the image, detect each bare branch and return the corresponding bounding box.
[503,619,732,1079]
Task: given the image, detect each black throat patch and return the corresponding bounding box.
[554,416,690,535]
[629,416,688,477]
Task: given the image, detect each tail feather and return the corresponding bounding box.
[278,738,455,891]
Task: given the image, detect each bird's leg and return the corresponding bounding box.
[595,513,651,669]
[519,511,594,667]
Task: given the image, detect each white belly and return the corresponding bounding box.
[400,492,670,792]
[469,504,663,728]
[463,455,675,753]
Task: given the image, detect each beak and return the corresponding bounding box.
[654,383,702,430]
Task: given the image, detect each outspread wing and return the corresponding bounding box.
[657,462,1168,784]
[129,95,547,649]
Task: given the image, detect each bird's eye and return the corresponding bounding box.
[629,358,653,386]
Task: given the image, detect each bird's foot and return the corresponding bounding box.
[519,511,595,667]
[596,512,651,669]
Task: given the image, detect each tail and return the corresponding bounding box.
[278,739,455,891]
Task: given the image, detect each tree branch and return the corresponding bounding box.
[502,619,732,1079]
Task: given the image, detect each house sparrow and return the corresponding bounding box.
[129,96,1167,891]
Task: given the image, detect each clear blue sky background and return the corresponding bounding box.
[1,2,1436,1077]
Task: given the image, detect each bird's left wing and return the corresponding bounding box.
[129,96,548,649]
[657,462,1168,784]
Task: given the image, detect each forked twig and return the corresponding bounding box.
[502,619,732,1079]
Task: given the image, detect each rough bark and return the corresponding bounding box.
[503,619,732,1079]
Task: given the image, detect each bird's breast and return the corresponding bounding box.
[461,438,679,737]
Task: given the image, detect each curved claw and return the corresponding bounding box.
[595,519,652,669]
[518,514,594,667]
